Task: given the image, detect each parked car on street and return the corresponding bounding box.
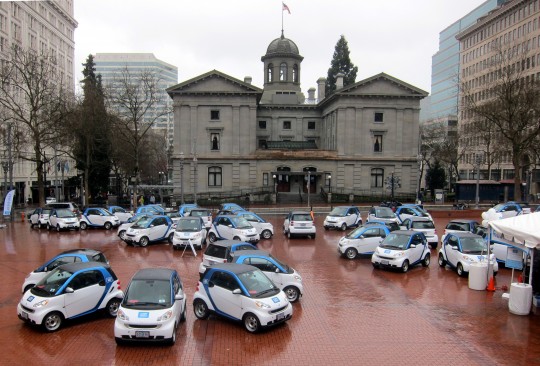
[117,214,155,241]
[394,204,433,223]
[107,206,133,223]
[80,207,120,230]
[367,206,399,224]
[338,224,391,259]
[235,211,274,239]
[438,232,498,277]
[188,208,213,229]
[29,207,52,229]
[400,217,438,249]
[17,262,123,332]
[178,204,199,217]
[134,205,163,216]
[323,206,362,231]
[489,238,529,265]
[21,249,109,293]
[46,202,80,216]
[483,201,530,220]
[198,240,257,274]
[193,263,293,333]
[123,215,175,247]
[47,208,80,231]
[229,250,303,302]
[208,214,260,244]
[283,211,316,239]
[440,219,483,244]
[172,217,207,249]
[363,220,402,232]
[371,230,431,272]
[114,268,186,345]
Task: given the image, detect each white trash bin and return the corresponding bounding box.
[509,282,533,315]
[468,262,488,290]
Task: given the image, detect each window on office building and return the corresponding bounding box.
[371,168,384,188]
[208,166,222,186]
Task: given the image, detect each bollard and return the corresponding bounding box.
[21,212,25,222]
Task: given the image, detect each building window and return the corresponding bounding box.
[280,62,287,81]
[308,121,315,130]
[267,64,273,82]
[293,64,299,82]
[210,110,220,120]
[259,139,267,149]
[374,112,384,122]
[373,135,383,152]
[371,168,384,188]
[259,120,267,129]
[283,121,291,129]
[208,166,222,186]
[263,173,269,186]
[210,133,220,151]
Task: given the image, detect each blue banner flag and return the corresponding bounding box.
[3,189,15,216]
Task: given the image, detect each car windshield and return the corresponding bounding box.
[375,207,395,218]
[131,217,153,228]
[379,233,410,250]
[123,279,172,308]
[102,209,113,216]
[191,210,210,217]
[114,207,126,213]
[329,207,348,217]
[269,254,291,273]
[31,267,74,297]
[230,216,252,229]
[42,208,52,215]
[56,209,76,218]
[176,218,202,232]
[237,269,279,298]
[414,207,430,216]
[347,226,368,238]
[292,213,312,221]
[460,237,488,254]
[447,222,470,231]
[412,221,435,229]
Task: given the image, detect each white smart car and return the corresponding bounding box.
[371,230,431,273]
[323,206,362,231]
[283,211,316,239]
[172,217,207,249]
[114,268,186,345]
[207,215,260,244]
[47,208,80,231]
[235,211,274,239]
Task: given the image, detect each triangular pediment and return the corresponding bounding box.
[167,70,262,95]
[336,73,428,98]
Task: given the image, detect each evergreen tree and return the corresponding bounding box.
[425,160,447,197]
[325,35,358,96]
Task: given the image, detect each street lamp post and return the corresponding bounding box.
[179,152,184,204]
[193,153,198,205]
[327,173,332,206]
[272,174,277,204]
[307,171,311,209]
[474,153,483,209]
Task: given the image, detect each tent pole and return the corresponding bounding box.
[529,249,534,285]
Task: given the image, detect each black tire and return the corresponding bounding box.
[80,222,88,230]
[104,222,112,230]
[401,260,410,273]
[56,225,61,232]
[180,305,187,322]
[283,286,300,303]
[372,262,379,269]
[341,223,347,231]
[168,233,174,244]
[233,236,241,241]
[106,298,121,317]
[438,253,446,267]
[430,243,437,250]
[115,337,127,346]
[494,271,498,277]
[208,232,217,243]
[167,323,177,346]
[422,253,431,267]
[457,263,465,277]
[139,236,150,247]
[46,223,51,230]
[193,299,210,319]
[243,313,261,333]
[118,230,126,240]
[261,230,272,239]
[345,247,358,260]
[324,226,329,231]
[42,311,63,332]
[311,234,316,239]
[287,231,292,239]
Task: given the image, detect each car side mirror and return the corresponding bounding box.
[98,280,105,286]
[208,281,214,287]
[275,268,280,273]
[227,224,233,228]
[65,287,74,293]
[150,224,155,228]
[410,244,417,248]
[359,235,365,239]
[451,246,458,250]
[232,288,242,295]
[175,294,184,301]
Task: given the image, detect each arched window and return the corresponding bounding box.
[293,64,298,82]
[267,64,273,82]
[208,166,222,186]
[371,168,384,188]
[280,62,287,81]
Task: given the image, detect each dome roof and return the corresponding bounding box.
[266,33,300,55]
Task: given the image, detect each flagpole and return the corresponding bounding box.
[281,6,284,35]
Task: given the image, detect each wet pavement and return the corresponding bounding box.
[0,209,539,365]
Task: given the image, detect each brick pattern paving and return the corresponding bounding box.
[0,211,538,365]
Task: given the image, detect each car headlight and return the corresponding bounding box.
[157,310,173,321]
[255,301,271,309]
[394,252,405,258]
[294,275,302,281]
[33,299,49,308]
[117,308,129,321]
[193,232,201,239]
[462,255,474,262]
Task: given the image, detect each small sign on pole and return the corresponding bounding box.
[181,238,197,257]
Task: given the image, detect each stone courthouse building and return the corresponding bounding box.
[166,33,427,201]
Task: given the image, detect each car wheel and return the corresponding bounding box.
[341,223,347,231]
[311,234,316,239]
[345,247,358,260]
[324,226,329,231]
[243,313,261,333]
[46,223,51,230]
[56,225,61,232]
[494,271,498,277]
[37,222,41,229]
[168,233,174,244]
[193,299,210,319]
[167,323,177,346]
[457,263,465,277]
[372,262,379,269]
[139,237,150,247]
[115,338,127,346]
[233,236,241,241]
[287,231,292,239]
[430,243,437,250]
[106,298,121,317]
[104,222,112,230]
[208,232,217,243]
[261,230,272,239]
[284,286,300,303]
[180,305,187,322]
[438,253,446,267]
[118,230,126,240]
[422,253,431,267]
[401,260,410,273]
[80,222,87,230]
[42,312,63,332]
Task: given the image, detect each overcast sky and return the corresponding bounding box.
[74,0,488,94]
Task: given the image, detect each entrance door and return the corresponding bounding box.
[276,167,291,192]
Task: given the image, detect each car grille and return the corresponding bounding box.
[127,324,159,329]
[21,305,34,313]
[377,255,395,260]
[270,305,288,314]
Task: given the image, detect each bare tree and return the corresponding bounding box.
[0,45,72,205]
[461,43,540,200]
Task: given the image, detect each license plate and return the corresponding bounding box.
[299,223,306,227]
[21,312,28,320]
[276,313,285,321]
[135,331,150,338]
[381,260,389,265]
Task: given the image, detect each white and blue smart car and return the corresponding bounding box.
[123,215,176,247]
[371,230,431,273]
[79,207,120,230]
[338,224,391,259]
[193,263,293,333]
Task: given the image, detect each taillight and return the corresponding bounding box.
[117,280,121,290]
[290,220,294,227]
[196,283,199,291]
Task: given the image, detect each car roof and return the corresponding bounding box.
[131,268,176,281]
[289,211,310,214]
[58,261,109,272]
[178,216,203,221]
[404,216,433,221]
[208,240,251,248]
[59,248,102,256]
[389,230,421,236]
[447,231,482,238]
[448,219,477,223]
[231,249,270,258]
[209,263,257,274]
[191,208,211,212]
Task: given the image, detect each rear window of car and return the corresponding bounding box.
[412,221,435,229]
[204,244,227,258]
[446,222,469,231]
[49,203,69,209]
[292,214,312,221]
[191,210,211,216]
[91,253,108,263]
